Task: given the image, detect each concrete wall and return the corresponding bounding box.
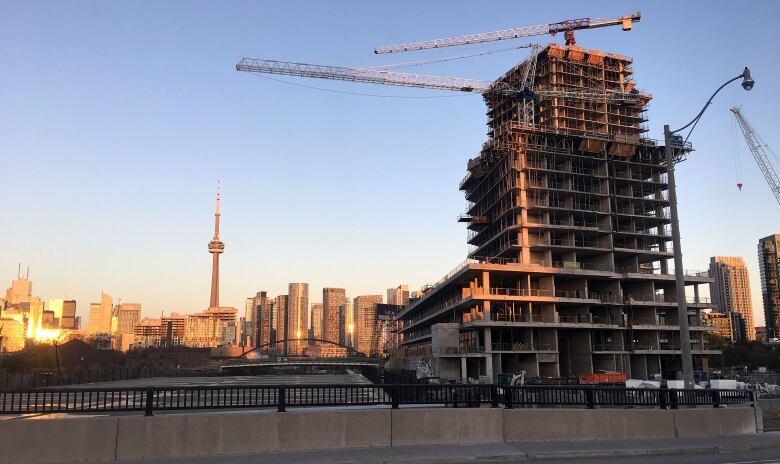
[0,407,758,464]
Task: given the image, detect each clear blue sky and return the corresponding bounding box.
[1,1,778,324]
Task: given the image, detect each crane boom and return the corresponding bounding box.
[730,106,780,207]
[236,58,646,104]
[374,12,641,54]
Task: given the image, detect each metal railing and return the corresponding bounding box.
[0,384,752,415]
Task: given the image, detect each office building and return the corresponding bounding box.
[115,302,142,350]
[60,300,77,330]
[759,234,780,341]
[5,265,32,307]
[395,44,718,382]
[87,292,113,335]
[709,256,755,341]
[354,295,383,356]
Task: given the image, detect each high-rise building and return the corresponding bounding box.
[322,287,347,345]
[310,303,323,340]
[116,303,141,335]
[395,44,719,382]
[275,294,289,354]
[184,307,237,347]
[5,265,32,307]
[134,313,186,349]
[709,256,755,341]
[758,234,780,341]
[288,283,309,355]
[87,292,113,335]
[60,300,77,329]
[756,326,768,343]
[354,295,383,356]
[243,297,256,347]
[115,302,142,350]
[387,285,410,306]
[704,311,733,341]
[208,182,225,309]
[245,291,275,351]
[25,296,44,340]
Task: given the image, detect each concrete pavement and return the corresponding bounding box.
[115,433,780,463]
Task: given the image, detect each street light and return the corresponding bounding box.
[664,67,754,389]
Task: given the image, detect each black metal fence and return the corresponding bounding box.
[0,384,754,416]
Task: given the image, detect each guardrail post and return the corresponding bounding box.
[277,386,286,412]
[585,388,595,409]
[711,389,721,408]
[658,387,668,409]
[490,385,499,408]
[504,387,513,409]
[144,388,154,416]
[391,385,399,409]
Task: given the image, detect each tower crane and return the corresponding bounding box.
[237,11,647,130]
[374,12,641,54]
[730,106,780,207]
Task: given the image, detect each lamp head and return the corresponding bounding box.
[741,67,754,91]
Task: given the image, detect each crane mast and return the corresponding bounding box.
[373,12,640,54]
[730,106,780,207]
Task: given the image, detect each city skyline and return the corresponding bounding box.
[2,2,778,324]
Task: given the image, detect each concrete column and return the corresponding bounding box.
[484,328,494,380]
[693,284,700,304]
[460,357,467,382]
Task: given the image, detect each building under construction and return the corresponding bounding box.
[393,44,719,381]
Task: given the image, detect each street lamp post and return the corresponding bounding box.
[664,67,754,389]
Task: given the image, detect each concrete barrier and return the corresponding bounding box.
[392,408,503,445]
[0,416,118,464]
[503,409,675,442]
[115,409,391,460]
[0,406,761,463]
[759,399,780,431]
[673,408,757,438]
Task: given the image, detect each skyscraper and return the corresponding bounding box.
[322,287,347,345]
[60,300,77,330]
[759,234,780,341]
[288,283,309,355]
[354,295,383,356]
[709,256,755,341]
[275,294,289,354]
[310,303,323,340]
[387,285,410,306]
[208,182,224,309]
[87,292,113,334]
[115,302,142,350]
[5,265,32,307]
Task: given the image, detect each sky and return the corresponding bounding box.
[1,1,778,325]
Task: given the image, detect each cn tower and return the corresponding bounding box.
[208,181,224,308]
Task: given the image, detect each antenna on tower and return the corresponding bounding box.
[25,267,29,280]
[17,263,21,279]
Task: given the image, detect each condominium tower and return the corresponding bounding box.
[709,256,755,341]
[394,44,718,382]
[322,287,347,345]
[758,234,780,341]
